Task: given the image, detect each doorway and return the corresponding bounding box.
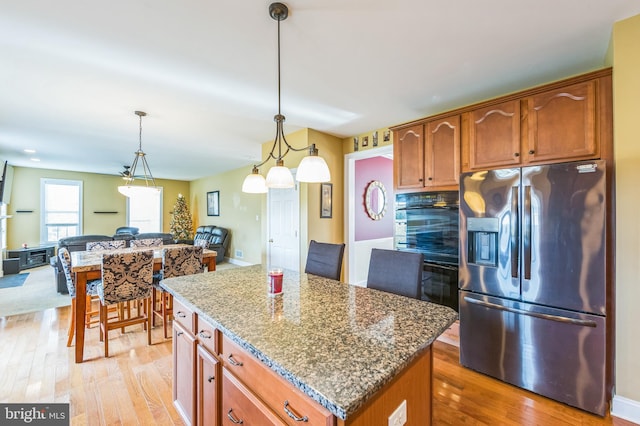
[344,145,394,285]
[267,177,300,271]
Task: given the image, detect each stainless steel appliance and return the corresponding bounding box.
[458,159,612,415]
[395,191,459,311]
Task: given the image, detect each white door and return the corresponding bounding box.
[267,181,300,271]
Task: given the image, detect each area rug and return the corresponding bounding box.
[0,273,29,289]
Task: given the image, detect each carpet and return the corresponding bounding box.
[0,273,29,289]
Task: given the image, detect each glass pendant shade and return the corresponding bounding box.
[296,154,331,183]
[242,168,268,193]
[266,165,295,188]
[118,184,161,197]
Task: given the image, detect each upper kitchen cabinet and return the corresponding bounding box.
[393,115,460,192]
[465,100,521,170]
[524,80,597,164]
[425,115,460,188]
[394,124,424,190]
[462,70,611,172]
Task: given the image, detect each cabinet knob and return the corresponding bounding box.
[529,150,535,154]
[427,177,433,181]
[207,376,215,383]
[514,153,520,157]
[418,178,423,182]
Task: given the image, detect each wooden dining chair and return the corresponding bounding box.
[130,238,163,248]
[152,245,204,338]
[366,248,424,299]
[97,250,154,357]
[84,239,128,327]
[58,247,103,347]
[304,240,346,280]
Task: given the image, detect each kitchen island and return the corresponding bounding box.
[161,264,457,425]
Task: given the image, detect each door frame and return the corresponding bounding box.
[344,145,393,285]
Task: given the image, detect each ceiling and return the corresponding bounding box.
[1,1,639,181]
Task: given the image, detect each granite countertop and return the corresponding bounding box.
[161,264,458,420]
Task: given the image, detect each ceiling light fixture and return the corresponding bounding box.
[118,111,160,197]
[242,2,330,194]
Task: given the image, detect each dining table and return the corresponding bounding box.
[70,244,217,363]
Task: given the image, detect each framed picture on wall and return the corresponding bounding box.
[207,191,220,216]
[320,183,332,219]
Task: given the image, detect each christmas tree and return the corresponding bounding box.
[170,193,193,240]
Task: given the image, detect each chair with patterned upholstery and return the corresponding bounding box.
[97,250,154,357]
[86,240,126,251]
[194,239,209,249]
[366,248,424,299]
[304,240,345,280]
[58,247,102,347]
[152,245,204,338]
[130,238,163,248]
[83,239,128,327]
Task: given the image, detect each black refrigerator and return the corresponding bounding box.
[458,159,612,416]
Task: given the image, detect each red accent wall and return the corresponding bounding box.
[355,156,394,241]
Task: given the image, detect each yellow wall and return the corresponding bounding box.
[254,128,344,269]
[6,166,189,248]
[612,13,640,403]
[189,167,263,264]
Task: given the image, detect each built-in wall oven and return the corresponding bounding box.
[395,191,459,311]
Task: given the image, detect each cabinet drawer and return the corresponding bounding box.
[173,298,196,334]
[222,368,285,426]
[196,316,218,355]
[221,335,334,426]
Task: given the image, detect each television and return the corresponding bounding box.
[0,161,14,205]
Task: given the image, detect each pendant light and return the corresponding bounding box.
[118,111,160,197]
[241,2,331,194]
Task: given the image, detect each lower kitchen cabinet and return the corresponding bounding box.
[197,344,219,426]
[222,368,286,425]
[173,320,196,425]
[173,298,220,426]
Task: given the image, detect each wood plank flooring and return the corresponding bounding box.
[0,307,634,425]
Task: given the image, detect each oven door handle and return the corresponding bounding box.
[423,262,458,271]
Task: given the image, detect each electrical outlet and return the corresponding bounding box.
[388,400,407,426]
[235,249,243,259]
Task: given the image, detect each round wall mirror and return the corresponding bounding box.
[365,180,387,220]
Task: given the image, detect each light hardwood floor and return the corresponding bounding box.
[0,308,633,425]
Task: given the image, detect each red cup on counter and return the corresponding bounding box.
[268,268,284,295]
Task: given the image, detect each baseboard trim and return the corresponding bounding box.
[226,258,254,267]
[611,395,640,424]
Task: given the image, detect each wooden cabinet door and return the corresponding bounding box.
[174,321,196,426]
[425,115,460,187]
[197,344,219,426]
[394,124,424,189]
[525,80,597,163]
[467,100,521,170]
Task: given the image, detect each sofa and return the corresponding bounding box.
[190,225,231,263]
[51,227,230,293]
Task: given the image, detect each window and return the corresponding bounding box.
[41,179,82,243]
[127,188,163,233]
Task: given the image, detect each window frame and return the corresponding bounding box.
[40,178,83,244]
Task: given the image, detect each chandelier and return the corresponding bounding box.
[242,2,331,194]
[118,111,160,197]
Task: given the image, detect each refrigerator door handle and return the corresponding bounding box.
[523,185,532,280]
[463,296,598,327]
[510,186,519,278]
